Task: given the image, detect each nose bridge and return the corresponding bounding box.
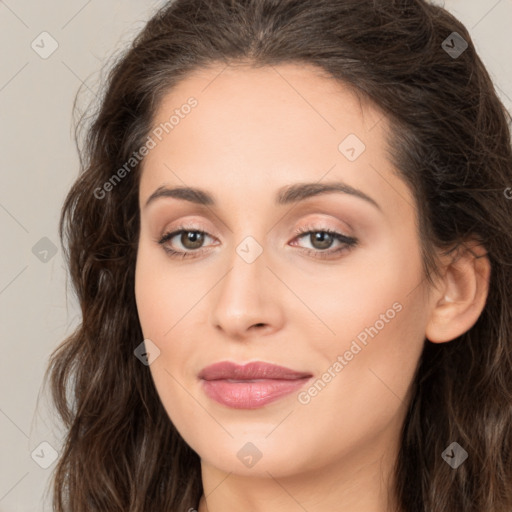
[209,230,283,335]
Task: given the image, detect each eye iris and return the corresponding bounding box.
[311,232,333,250]
[182,231,204,249]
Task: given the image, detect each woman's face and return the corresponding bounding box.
[135,62,434,481]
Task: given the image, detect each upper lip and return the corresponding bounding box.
[198,361,312,381]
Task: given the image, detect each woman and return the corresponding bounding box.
[45,0,512,511]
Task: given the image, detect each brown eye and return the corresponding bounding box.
[292,226,358,260]
[308,231,335,250]
[158,228,215,258]
[180,231,205,250]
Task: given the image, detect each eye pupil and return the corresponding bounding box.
[311,232,333,250]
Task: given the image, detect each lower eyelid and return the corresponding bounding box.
[292,233,357,252]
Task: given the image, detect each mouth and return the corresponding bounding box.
[198,361,313,409]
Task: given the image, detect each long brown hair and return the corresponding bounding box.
[45,0,512,510]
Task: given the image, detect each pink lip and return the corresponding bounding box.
[199,361,312,409]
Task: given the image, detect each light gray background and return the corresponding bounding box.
[0,1,511,510]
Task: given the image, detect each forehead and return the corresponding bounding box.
[149,61,383,151]
[139,62,413,218]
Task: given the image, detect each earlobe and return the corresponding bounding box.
[425,240,491,344]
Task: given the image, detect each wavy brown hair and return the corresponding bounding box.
[44,0,512,510]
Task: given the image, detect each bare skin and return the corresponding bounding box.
[134,62,490,512]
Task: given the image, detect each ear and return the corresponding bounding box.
[425,238,491,344]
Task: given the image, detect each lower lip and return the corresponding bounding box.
[201,378,311,409]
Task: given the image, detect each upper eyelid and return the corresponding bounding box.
[161,215,352,236]
[159,227,215,243]
[162,224,346,236]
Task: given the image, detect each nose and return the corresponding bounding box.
[209,239,285,340]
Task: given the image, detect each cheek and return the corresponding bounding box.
[299,299,425,457]
[135,254,200,438]
[291,232,424,347]
[298,236,427,400]
[134,242,191,339]
[134,243,204,404]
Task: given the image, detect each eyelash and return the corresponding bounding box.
[157,224,358,260]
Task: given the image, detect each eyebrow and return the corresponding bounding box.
[144,181,381,211]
